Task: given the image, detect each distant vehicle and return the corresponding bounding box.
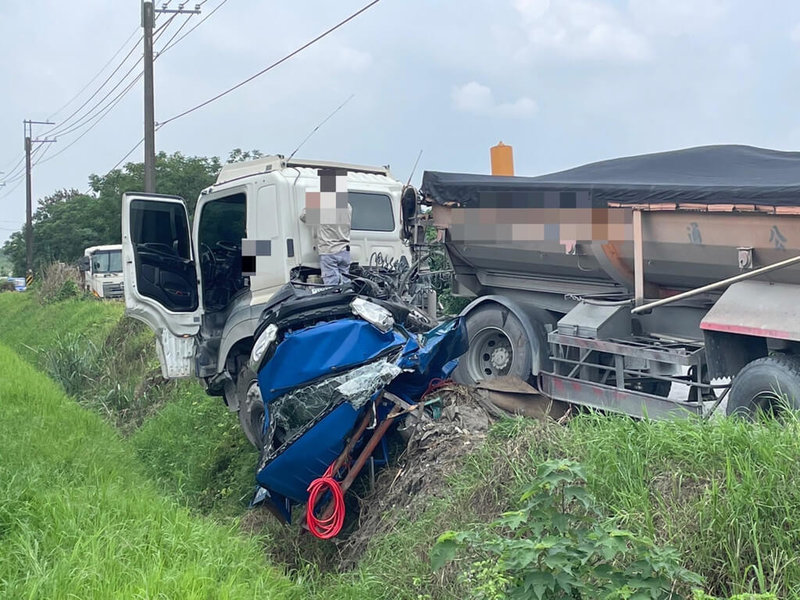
[121,156,411,444]
[5,277,25,292]
[79,245,124,299]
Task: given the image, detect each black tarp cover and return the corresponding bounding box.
[422,145,800,208]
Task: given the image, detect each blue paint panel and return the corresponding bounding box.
[256,401,363,504]
[253,315,470,522]
[389,317,468,400]
[257,318,407,404]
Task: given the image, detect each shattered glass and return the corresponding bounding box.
[266,357,402,453]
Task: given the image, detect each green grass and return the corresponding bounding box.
[0,291,121,364]
[564,415,800,598]
[430,416,800,599]
[0,292,167,430]
[130,380,259,518]
[0,341,301,599]
[0,292,259,519]
[2,290,797,599]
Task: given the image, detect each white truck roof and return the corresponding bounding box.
[85,244,122,254]
[212,155,394,188]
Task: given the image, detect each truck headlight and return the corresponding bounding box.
[351,297,394,333]
[251,324,278,365]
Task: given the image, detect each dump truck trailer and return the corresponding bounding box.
[424,145,800,418]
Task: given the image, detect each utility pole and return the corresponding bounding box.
[142,1,201,193]
[142,1,156,192]
[23,119,56,274]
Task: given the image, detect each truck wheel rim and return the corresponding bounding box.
[246,381,265,438]
[467,327,513,380]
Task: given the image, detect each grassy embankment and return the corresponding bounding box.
[0,339,299,599]
[0,292,258,519]
[1,290,797,599]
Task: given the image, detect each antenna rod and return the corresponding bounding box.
[405,149,423,188]
[287,94,355,162]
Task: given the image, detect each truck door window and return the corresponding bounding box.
[349,192,395,232]
[198,193,247,310]
[130,199,197,312]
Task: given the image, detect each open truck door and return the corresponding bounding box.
[122,192,201,378]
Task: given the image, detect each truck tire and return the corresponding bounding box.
[727,355,800,418]
[454,304,532,385]
[236,366,265,448]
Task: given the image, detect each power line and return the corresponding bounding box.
[1,144,48,186]
[156,13,195,56]
[41,34,143,139]
[11,8,210,180]
[48,62,143,139]
[0,155,25,177]
[1,2,217,184]
[159,0,229,55]
[38,74,144,166]
[0,178,25,201]
[84,137,146,196]
[46,14,177,141]
[47,26,141,122]
[0,26,142,174]
[154,12,179,35]
[158,0,381,128]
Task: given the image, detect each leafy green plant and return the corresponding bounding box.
[692,593,775,600]
[432,459,702,599]
[55,278,80,301]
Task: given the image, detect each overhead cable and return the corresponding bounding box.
[158,0,381,128]
[47,25,141,122]
[159,0,229,55]
[41,34,143,138]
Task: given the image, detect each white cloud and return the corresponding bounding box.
[629,0,727,36]
[334,46,373,72]
[451,81,537,118]
[512,0,651,62]
[791,22,800,44]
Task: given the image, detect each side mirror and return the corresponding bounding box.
[78,256,90,272]
[401,186,419,241]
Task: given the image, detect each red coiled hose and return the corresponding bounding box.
[306,463,345,539]
[421,377,455,400]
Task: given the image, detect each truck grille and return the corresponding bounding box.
[102,282,124,299]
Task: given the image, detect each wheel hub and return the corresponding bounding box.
[468,327,514,379]
[490,346,511,370]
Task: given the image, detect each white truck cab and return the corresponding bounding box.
[80,244,124,299]
[122,156,410,442]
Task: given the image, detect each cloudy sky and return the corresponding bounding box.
[2,0,800,244]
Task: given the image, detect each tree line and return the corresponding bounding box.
[1,149,263,275]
